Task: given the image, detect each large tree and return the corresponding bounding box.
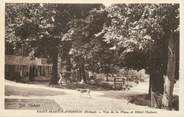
[5,3,103,84]
[101,4,179,109]
[63,7,108,82]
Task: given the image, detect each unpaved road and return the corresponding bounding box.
[5,80,178,111]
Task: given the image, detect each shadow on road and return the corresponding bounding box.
[127,94,178,111]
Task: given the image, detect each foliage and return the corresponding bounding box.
[101,4,179,72]
[5,3,179,79]
[5,3,103,57]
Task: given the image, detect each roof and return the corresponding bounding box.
[5,55,52,66]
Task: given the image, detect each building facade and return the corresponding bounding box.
[5,55,52,82]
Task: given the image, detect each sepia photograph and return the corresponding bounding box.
[2,1,182,116]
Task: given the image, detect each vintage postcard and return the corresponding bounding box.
[0,0,184,117]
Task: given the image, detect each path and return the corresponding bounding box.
[5,80,177,111]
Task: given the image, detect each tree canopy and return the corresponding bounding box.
[5,3,179,109]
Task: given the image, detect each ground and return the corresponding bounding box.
[5,79,179,112]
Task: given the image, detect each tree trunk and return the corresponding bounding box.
[149,70,164,108]
[148,74,151,99]
[147,39,167,108]
[106,72,109,81]
[162,31,176,110]
[80,63,87,83]
[65,55,72,83]
[29,66,35,81]
[61,41,72,84]
[57,52,62,78]
[105,64,110,81]
[50,51,62,85]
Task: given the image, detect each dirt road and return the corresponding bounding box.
[5,80,177,111]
